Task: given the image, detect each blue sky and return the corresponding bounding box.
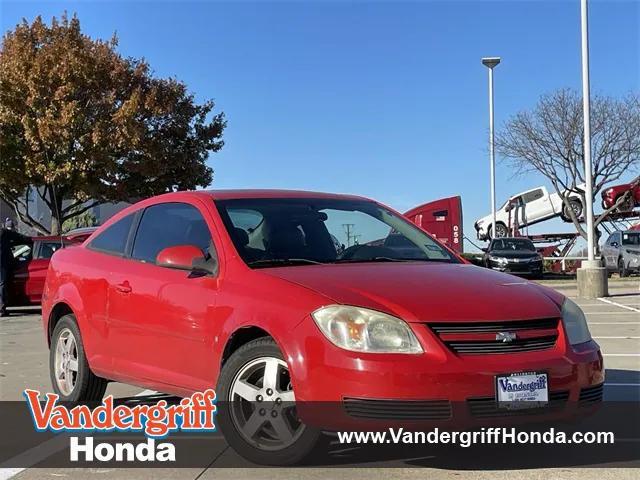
[1,0,638,250]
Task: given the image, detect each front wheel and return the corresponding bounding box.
[216,337,321,465]
[49,314,107,402]
[618,258,629,278]
[490,222,509,239]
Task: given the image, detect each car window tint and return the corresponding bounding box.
[88,214,134,255]
[37,241,62,259]
[132,203,212,264]
[522,189,544,203]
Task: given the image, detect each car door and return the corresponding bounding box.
[521,188,548,223]
[8,242,34,306]
[107,200,221,392]
[605,233,620,268]
[24,239,62,303]
[602,234,614,268]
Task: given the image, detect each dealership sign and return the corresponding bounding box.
[23,389,217,462]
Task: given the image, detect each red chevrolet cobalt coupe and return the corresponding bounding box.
[42,190,603,464]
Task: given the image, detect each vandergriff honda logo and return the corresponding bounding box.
[496,331,517,343]
[23,389,217,462]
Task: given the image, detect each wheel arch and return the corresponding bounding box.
[220,325,275,366]
[48,302,75,345]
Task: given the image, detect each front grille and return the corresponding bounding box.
[468,390,569,417]
[579,384,604,406]
[429,318,559,355]
[343,398,452,420]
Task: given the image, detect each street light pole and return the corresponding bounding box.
[482,57,501,239]
[577,0,607,298]
[580,0,595,262]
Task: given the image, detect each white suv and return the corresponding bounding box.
[474,185,584,240]
[601,230,640,277]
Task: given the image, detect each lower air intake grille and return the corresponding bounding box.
[468,390,569,417]
[343,398,452,420]
[579,384,604,406]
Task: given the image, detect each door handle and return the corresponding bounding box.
[115,282,132,294]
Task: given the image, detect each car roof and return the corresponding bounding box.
[196,189,370,201]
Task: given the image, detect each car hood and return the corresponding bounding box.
[488,250,540,259]
[260,262,563,323]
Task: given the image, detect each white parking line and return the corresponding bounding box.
[597,297,640,313]
[135,389,158,397]
[585,312,638,315]
[0,469,24,480]
[606,383,640,387]
[594,336,640,339]
[588,322,640,324]
[603,353,640,357]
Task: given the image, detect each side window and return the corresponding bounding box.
[227,208,266,253]
[606,234,615,246]
[88,214,135,256]
[522,189,544,204]
[37,241,62,259]
[132,203,213,264]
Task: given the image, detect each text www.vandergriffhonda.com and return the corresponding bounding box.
[337,428,615,447]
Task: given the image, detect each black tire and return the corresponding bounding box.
[216,337,321,465]
[618,257,629,278]
[49,314,107,402]
[490,222,509,239]
[561,199,583,222]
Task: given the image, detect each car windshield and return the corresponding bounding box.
[490,238,536,251]
[622,232,640,246]
[215,198,459,268]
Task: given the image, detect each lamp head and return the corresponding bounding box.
[482,57,501,69]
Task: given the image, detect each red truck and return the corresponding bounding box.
[404,196,463,253]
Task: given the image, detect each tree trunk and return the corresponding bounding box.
[48,185,63,235]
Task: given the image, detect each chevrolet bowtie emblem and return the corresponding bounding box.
[496,331,517,343]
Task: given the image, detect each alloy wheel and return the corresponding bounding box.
[229,356,304,451]
[494,223,508,238]
[54,328,79,396]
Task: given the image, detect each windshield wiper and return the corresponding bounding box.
[247,258,325,268]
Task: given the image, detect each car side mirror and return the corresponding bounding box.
[611,242,619,248]
[156,245,217,275]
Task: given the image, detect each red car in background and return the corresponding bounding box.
[42,191,602,465]
[601,177,640,211]
[8,228,95,306]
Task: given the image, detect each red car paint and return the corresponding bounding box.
[42,190,602,429]
[9,232,94,306]
[404,196,463,253]
[601,178,640,210]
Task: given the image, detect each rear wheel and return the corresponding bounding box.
[49,314,107,402]
[616,195,635,212]
[216,337,321,465]
[561,199,583,221]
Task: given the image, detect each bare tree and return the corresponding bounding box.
[496,89,640,242]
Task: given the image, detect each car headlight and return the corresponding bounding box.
[489,255,508,264]
[561,298,592,345]
[311,305,423,354]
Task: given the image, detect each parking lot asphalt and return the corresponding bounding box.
[0,278,638,479]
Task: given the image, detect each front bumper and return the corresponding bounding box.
[289,318,604,429]
[487,259,543,275]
